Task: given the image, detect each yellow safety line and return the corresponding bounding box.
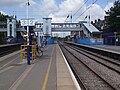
[41,45,55,90]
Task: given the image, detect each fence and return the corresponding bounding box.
[20,45,37,63]
[74,37,104,45]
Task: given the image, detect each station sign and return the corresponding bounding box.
[90,38,95,43]
[97,38,103,42]
[20,18,36,26]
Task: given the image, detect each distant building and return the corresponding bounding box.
[91,19,106,31]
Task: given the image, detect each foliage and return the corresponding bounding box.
[0,12,11,22]
[106,0,120,32]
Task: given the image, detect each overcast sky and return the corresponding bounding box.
[0,0,115,22]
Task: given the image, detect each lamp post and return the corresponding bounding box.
[114,15,120,46]
[27,0,29,45]
[26,0,30,65]
[114,32,117,46]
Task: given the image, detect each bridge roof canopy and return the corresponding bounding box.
[83,23,100,33]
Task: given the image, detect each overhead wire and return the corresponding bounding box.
[74,0,98,22]
[64,0,89,22]
[73,0,89,17]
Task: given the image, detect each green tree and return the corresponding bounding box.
[106,0,120,32]
[0,12,10,22]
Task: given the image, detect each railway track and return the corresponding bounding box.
[0,48,18,57]
[0,44,21,57]
[67,43,120,74]
[59,42,120,90]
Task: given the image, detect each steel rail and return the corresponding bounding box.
[67,44,120,74]
[60,43,116,90]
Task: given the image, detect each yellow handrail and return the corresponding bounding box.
[20,44,37,62]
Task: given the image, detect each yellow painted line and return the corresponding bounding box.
[41,45,55,90]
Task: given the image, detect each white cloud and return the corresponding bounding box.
[83,4,106,21]
[104,2,114,12]
[42,0,58,12]
[48,0,85,22]
[48,0,113,22]
[33,0,58,16]
[0,11,7,15]
[49,0,105,22]
[55,0,85,17]
[0,0,114,23]
[48,13,65,22]
[0,0,36,6]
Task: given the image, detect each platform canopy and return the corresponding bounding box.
[83,23,100,33]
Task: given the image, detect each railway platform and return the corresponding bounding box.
[68,41,120,53]
[92,45,120,52]
[0,44,80,90]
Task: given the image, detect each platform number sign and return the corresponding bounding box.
[21,20,27,26]
[30,20,34,25]
[21,19,35,26]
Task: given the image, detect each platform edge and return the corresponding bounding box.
[58,44,81,90]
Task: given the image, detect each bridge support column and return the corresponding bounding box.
[12,18,16,38]
[7,19,10,37]
[7,18,16,38]
[43,18,52,36]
